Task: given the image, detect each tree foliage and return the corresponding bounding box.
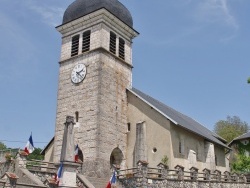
[232,153,250,173]
[27,148,44,161]
[0,142,7,150]
[214,116,249,143]
[248,77,250,84]
[161,155,169,166]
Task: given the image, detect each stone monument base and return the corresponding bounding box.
[56,161,81,188]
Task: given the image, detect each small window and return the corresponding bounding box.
[119,38,125,60]
[75,111,79,123]
[71,35,80,57]
[152,147,157,153]
[109,32,116,54]
[179,141,182,154]
[215,155,217,166]
[179,139,184,154]
[82,30,91,53]
[244,140,249,145]
[127,123,131,132]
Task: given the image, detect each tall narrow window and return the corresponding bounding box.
[119,38,125,60]
[71,35,80,57]
[82,30,91,53]
[109,32,116,54]
[75,111,79,123]
[179,141,182,154]
[179,139,184,155]
[127,123,131,132]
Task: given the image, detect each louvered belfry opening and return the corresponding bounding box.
[71,35,80,57]
[119,38,125,60]
[109,31,116,54]
[82,30,91,53]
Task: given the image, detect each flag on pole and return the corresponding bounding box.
[74,144,79,162]
[106,171,116,188]
[24,134,35,154]
[56,162,63,185]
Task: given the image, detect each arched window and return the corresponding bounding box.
[71,35,80,57]
[119,38,125,60]
[82,30,91,53]
[109,31,116,54]
[110,147,124,167]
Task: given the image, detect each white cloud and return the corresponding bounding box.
[196,0,238,29]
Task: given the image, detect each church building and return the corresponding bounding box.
[42,0,230,185]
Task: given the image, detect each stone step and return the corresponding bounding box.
[87,177,110,188]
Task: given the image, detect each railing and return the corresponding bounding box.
[117,161,248,186]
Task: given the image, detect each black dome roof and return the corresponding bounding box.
[63,0,133,27]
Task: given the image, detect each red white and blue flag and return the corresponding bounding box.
[24,134,35,154]
[56,162,63,185]
[74,144,79,162]
[106,171,116,188]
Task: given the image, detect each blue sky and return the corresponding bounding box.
[0,0,250,149]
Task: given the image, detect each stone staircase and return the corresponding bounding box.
[87,177,110,188]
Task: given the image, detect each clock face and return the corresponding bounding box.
[71,64,87,84]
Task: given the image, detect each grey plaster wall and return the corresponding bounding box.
[127,91,228,172]
[127,92,172,168]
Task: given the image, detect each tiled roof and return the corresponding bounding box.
[228,132,250,146]
[129,87,229,149]
[233,132,250,141]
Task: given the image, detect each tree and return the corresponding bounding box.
[0,142,7,150]
[214,116,249,143]
[232,153,250,173]
[248,77,250,84]
[27,148,44,161]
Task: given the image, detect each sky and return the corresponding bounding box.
[0,0,250,149]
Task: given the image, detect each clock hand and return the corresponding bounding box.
[76,71,83,79]
[76,69,83,74]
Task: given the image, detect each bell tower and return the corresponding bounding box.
[54,0,138,177]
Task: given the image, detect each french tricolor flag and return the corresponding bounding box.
[24,134,35,154]
[106,171,116,188]
[74,144,79,162]
[56,162,63,185]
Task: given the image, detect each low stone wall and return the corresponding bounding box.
[119,177,250,188]
[117,161,250,188]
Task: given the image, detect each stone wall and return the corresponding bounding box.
[0,148,18,163]
[54,7,136,179]
[0,160,14,177]
[117,161,249,188]
[119,178,250,188]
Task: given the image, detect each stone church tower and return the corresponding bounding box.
[54,0,138,177]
